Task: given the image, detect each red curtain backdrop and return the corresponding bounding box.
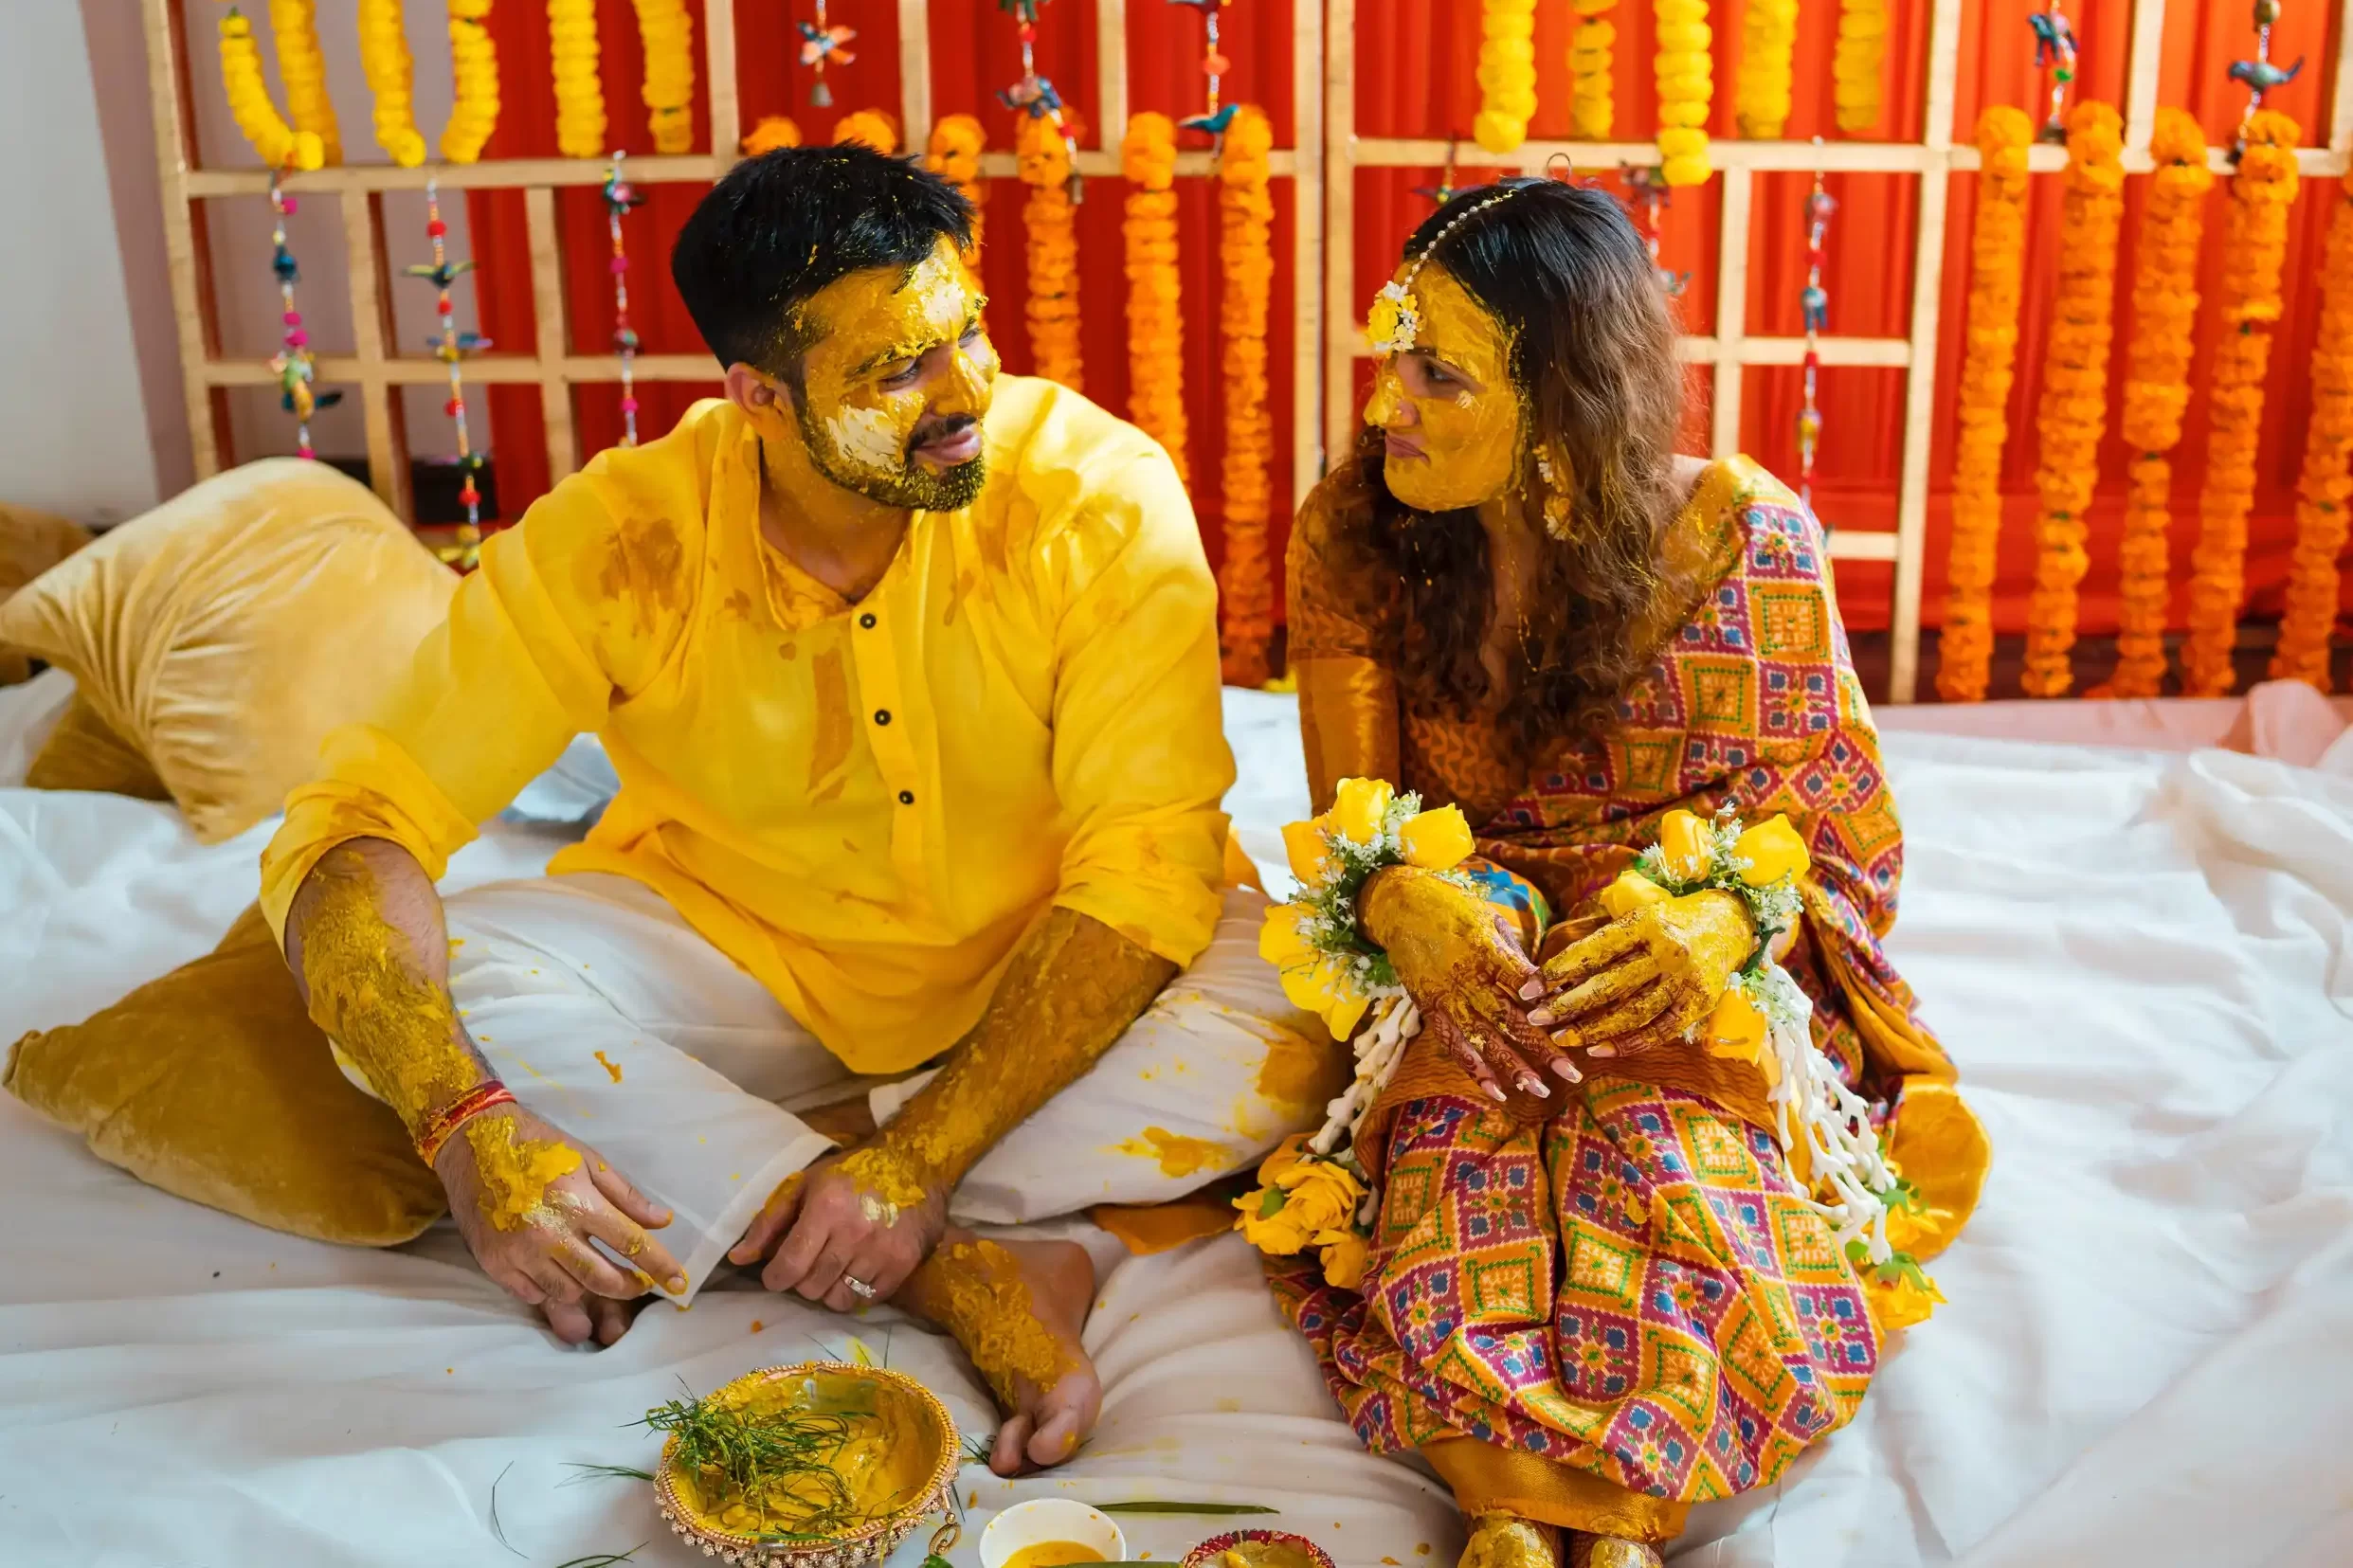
[467,0,1294,600]
[466,2,2344,640]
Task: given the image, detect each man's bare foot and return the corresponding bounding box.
[897,1231,1103,1477]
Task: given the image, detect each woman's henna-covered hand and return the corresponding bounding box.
[1522,889,1754,1058]
[1358,866,1578,1103]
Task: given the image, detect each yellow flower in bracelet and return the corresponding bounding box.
[1330,777,1394,842]
[1704,986,1779,1089]
[1599,867,1671,919]
[1732,814,1810,886]
[1283,956,1371,1043]
[1400,805,1475,869]
[1656,808,1712,880]
[1315,1228,1370,1289]
[1258,905,1314,969]
[1279,818,1333,884]
[1865,1268,1946,1333]
[1276,1153,1366,1234]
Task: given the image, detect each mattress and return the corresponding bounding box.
[3,669,2349,1566]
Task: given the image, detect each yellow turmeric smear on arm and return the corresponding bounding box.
[898,1238,1074,1408]
[462,1110,584,1232]
[836,907,1174,1210]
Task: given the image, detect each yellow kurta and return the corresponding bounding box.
[259,377,1235,1075]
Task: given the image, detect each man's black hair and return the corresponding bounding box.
[671,142,974,377]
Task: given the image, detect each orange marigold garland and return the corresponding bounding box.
[1017,111,1083,390]
[831,108,897,153]
[1218,105,1276,686]
[1833,0,1888,134]
[741,115,802,155]
[2184,109,2301,697]
[2101,108,2212,699]
[1121,112,1187,483]
[2020,101,2125,698]
[1570,0,1614,138]
[270,0,342,164]
[2272,168,2353,689]
[925,114,989,289]
[1735,0,1797,140]
[1936,106,2034,704]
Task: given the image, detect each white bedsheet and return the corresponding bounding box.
[3,675,2349,1566]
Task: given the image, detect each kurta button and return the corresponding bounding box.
[859,613,877,629]
[874,710,892,726]
[897,789,915,805]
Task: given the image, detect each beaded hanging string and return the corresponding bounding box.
[2027,4,2078,140]
[2228,0,2302,156]
[1170,0,1240,135]
[999,0,1081,203]
[1621,165,1690,297]
[1411,136,1463,208]
[267,174,339,458]
[405,178,492,566]
[1798,146,1834,527]
[605,153,646,447]
[798,0,855,108]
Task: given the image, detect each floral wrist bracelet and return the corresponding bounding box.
[413,1079,516,1168]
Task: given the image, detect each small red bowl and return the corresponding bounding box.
[1181,1530,1337,1568]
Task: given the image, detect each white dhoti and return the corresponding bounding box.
[345,874,1330,1297]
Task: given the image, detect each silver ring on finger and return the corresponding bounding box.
[842,1273,878,1301]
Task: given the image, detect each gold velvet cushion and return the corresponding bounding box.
[0,501,95,686]
[0,460,456,841]
[3,905,446,1246]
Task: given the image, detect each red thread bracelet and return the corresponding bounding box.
[413,1080,516,1168]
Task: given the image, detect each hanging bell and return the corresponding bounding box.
[810,79,833,107]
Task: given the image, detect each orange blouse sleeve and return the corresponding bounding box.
[1286,471,1402,812]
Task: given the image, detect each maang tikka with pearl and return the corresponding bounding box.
[1364,182,1529,359]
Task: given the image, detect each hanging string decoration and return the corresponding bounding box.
[2186,107,2302,697]
[799,0,856,108]
[1833,0,1888,134]
[217,8,325,171]
[549,0,606,158]
[2026,5,2077,140]
[1411,137,1463,207]
[605,153,646,447]
[265,175,339,458]
[2021,101,2125,699]
[742,115,804,154]
[1121,112,1187,483]
[1570,1,1615,138]
[1474,0,1537,154]
[1168,0,1240,135]
[2227,0,2303,153]
[406,179,493,567]
[1797,162,1834,522]
[925,114,989,288]
[270,0,342,164]
[354,0,501,166]
[998,0,1077,177]
[1735,0,1798,140]
[1935,106,2034,705]
[1218,104,1277,687]
[2100,108,2211,701]
[634,0,697,153]
[2272,168,2353,690]
[1655,0,1713,187]
[1017,112,1084,389]
[832,108,897,153]
[1621,167,1690,297]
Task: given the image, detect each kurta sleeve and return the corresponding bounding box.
[1285,470,1403,813]
[259,456,703,941]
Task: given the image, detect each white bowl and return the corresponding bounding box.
[977,1498,1128,1567]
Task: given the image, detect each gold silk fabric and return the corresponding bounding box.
[0,501,94,687]
[261,379,1234,1077]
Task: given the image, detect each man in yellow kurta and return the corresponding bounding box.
[259,144,1319,1475]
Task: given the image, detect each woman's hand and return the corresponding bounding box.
[434,1105,685,1345]
[1358,866,1579,1103]
[1523,889,1755,1057]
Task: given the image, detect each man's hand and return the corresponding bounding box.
[727,1152,949,1311]
[1526,889,1755,1056]
[434,1104,685,1345]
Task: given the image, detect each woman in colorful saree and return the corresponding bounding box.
[1266,179,1991,1567]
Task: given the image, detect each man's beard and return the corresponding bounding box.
[795,403,988,512]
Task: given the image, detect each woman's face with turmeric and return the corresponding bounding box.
[1363,264,1525,514]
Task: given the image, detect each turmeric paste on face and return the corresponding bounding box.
[839,907,1174,1213]
[901,1239,1074,1409]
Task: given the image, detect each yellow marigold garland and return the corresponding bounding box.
[2021,101,2125,698]
[217,8,324,171]
[357,0,427,166]
[1475,0,1538,154]
[2272,168,2353,690]
[1936,106,2034,704]
[1656,0,1713,188]
[925,114,989,288]
[270,0,341,165]
[1735,0,1797,140]
[1017,112,1082,390]
[2102,108,2212,699]
[1834,0,1888,135]
[632,0,696,154]
[1570,1,1614,138]
[550,0,606,159]
[1121,112,1187,484]
[441,0,501,164]
[741,115,802,155]
[2185,109,2302,698]
[831,108,897,153]
[1219,105,1277,686]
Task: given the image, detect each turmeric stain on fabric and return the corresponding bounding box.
[462,1111,582,1232]
[594,1049,624,1083]
[1114,1126,1231,1178]
[805,645,854,797]
[1255,1027,1352,1113]
[594,516,686,639]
